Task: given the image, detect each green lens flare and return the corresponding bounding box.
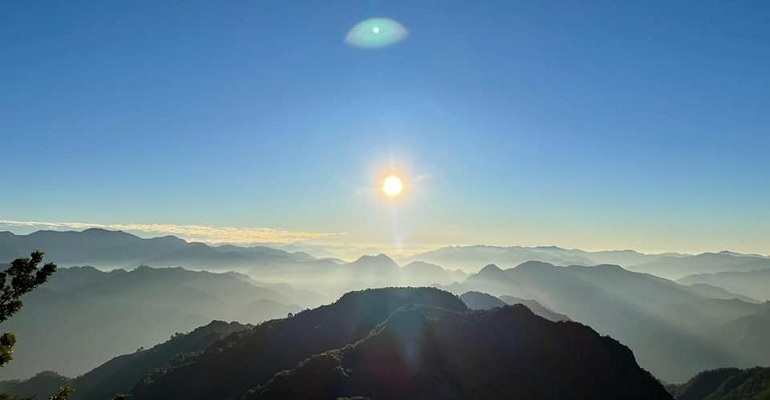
[345,17,408,49]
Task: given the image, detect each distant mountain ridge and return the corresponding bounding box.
[410,245,770,279]
[459,291,570,322]
[0,228,328,270]
[1,265,302,379]
[6,229,770,281]
[448,261,770,382]
[0,230,468,290]
[680,269,770,301]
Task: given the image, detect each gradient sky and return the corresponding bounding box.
[2,1,769,256]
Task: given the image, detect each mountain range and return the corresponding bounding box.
[1,265,304,379]
[459,291,570,322]
[5,287,672,400]
[4,229,770,387]
[411,245,770,279]
[446,261,770,382]
[0,229,331,270]
[0,230,468,293]
[680,269,770,302]
[4,230,770,282]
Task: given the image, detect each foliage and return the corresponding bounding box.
[0,252,61,400]
[671,367,770,400]
[1,251,57,367]
[48,386,73,400]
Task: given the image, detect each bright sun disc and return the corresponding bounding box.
[382,175,403,198]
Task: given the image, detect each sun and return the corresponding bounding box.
[382,175,404,198]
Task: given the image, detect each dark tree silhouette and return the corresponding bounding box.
[0,251,66,400]
[1,251,57,367]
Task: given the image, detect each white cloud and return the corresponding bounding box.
[0,219,342,244]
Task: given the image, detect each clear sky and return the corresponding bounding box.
[2,1,769,256]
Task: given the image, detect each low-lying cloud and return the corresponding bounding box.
[0,219,341,244]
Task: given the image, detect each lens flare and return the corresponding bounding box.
[345,17,409,49]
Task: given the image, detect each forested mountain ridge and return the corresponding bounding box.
[247,304,670,399]
[669,367,770,400]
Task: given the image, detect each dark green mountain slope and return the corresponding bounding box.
[0,371,69,399]
[0,322,249,400]
[670,367,770,400]
[69,320,250,400]
[249,305,671,400]
[131,287,467,400]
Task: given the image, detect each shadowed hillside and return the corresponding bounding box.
[0,371,69,399]
[460,291,569,321]
[450,261,770,381]
[68,320,251,400]
[131,287,467,400]
[248,304,671,400]
[0,321,251,400]
[669,367,770,400]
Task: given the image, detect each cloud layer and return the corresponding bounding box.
[0,219,341,244]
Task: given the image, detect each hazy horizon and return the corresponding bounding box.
[3,2,770,259]
[2,222,768,262]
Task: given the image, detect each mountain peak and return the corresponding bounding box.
[335,287,467,313]
[515,260,556,271]
[355,253,395,262]
[81,228,135,237]
[350,253,399,270]
[479,264,504,274]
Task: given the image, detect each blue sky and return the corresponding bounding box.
[2,1,769,256]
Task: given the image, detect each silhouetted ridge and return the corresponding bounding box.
[670,367,770,399]
[0,371,69,399]
[131,287,466,400]
[0,228,323,270]
[478,263,505,275]
[68,320,251,400]
[250,304,671,400]
[515,260,558,271]
[460,290,507,309]
[498,295,571,322]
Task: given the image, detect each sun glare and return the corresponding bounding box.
[382,175,404,198]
